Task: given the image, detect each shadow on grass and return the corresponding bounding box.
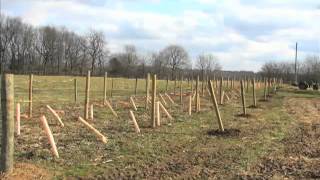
[207,128,240,137]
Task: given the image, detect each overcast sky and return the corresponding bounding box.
[2,0,320,71]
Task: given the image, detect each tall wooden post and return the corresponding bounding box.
[28,74,33,118]
[240,80,247,115]
[201,75,204,96]
[165,76,169,91]
[180,76,183,104]
[264,78,267,101]
[1,74,14,173]
[195,75,199,112]
[103,72,107,103]
[208,80,224,132]
[219,77,223,105]
[252,78,257,107]
[110,78,114,97]
[84,71,91,120]
[151,74,157,128]
[134,76,138,96]
[145,73,150,110]
[74,78,77,103]
[174,75,177,95]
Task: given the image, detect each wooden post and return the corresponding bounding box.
[40,115,59,158]
[90,104,94,120]
[219,77,223,105]
[264,78,267,101]
[240,80,247,115]
[165,76,169,91]
[208,80,224,132]
[145,73,150,110]
[195,75,199,112]
[179,76,183,104]
[252,78,257,107]
[201,75,204,97]
[134,76,138,96]
[156,101,160,126]
[159,101,173,120]
[130,96,137,111]
[159,93,168,106]
[151,74,157,128]
[221,91,225,105]
[1,74,14,173]
[188,95,192,116]
[16,103,20,136]
[104,72,107,103]
[28,74,33,118]
[84,71,91,120]
[174,75,177,95]
[74,78,77,103]
[111,78,114,97]
[165,93,175,104]
[246,78,249,92]
[78,117,107,143]
[46,105,64,127]
[105,100,118,117]
[191,77,193,94]
[129,110,140,133]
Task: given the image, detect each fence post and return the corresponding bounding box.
[208,80,224,132]
[264,78,267,101]
[111,78,114,97]
[28,74,33,118]
[180,76,183,104]
[145,73,150,110]
[219,77,223,105]
[104,72,107,103]
[1,74,15,173]
[240,80,247,115]
[74,78,77,103]
[252,78,257,107]
[84,71,91,120]
[134,76,138,96]
[195,75,199,112]
[151,74,157,128]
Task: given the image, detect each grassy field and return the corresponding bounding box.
[1,75,320,179]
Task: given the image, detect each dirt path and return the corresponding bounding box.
[241,97,320,179]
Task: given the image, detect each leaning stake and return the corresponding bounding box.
[208,80,224,132]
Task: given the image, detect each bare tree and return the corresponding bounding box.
[196,53,221,80]
[87,30,105,75]
[160,45,189,79]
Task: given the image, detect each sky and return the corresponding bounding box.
[1,0,320,72]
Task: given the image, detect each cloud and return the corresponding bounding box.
[2,0,320,71]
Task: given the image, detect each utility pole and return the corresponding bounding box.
[295,42,298,85]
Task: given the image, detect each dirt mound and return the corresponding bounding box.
[207,128,240,137]
[0,163,51,180]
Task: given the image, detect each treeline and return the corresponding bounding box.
[1,14,229,80]
[259,55,320,84]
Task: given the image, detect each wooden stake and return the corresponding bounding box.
[195,75,199,112]
[219,77,223,105]
[84,71,91,120]
[15,103,20,136]
[90,104,94,120]
[165,93,175,104]
[105,100,118,117]
[145,73,150,110]
[156,101,160,126]
[104,72,107,104]
[129,110,140,133]
[46,105,64,127]
[240,80,247,115]
[74,78,77,103]
[180,77,183,104]
[78,117,107,143]
[1,74,14,173]
[130,96,137,111]
[264,78,267,101]
[252,78,257,107]
[151,74,157,128]
[159,93,168,106]
[111,78,114,97]
[28,74,33,118]
[208,80,224,132]
[134,76,138,96]
[40,115,59,158]
[188,95,192,116]
[159,101,173,120]
[221,91,225,105]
